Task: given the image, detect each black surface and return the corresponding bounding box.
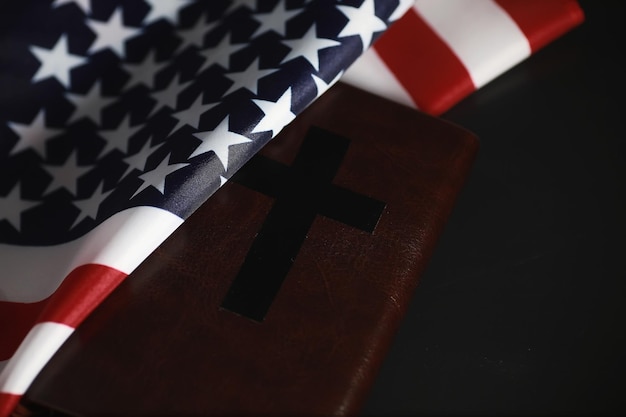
[363,1,626,415]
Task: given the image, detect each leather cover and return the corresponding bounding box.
[24,83,478,416]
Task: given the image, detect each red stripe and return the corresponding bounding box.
[496,0,585,52]
[37,264,127,326]
[373,8,475,116]
[0,392,20,417]
[0,264,127,361]
[0,301,45,361]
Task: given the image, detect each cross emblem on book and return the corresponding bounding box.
[222,126,386,321]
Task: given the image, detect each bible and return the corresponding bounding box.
[24,83,478,416]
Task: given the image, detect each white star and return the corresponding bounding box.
[43,151,92,196]
[250,2,303,38]
[311,71,342,97]
[120,137,157,179]
[0,182,39,232]
[30,34,86,88]
[220,175,228,187]
[281,24,341,71]
[53,0,91,14]
[176,14,219,52]
[65,81,115,125]
[98,115,144,156]
[389,0,414,21]
[132,153,189,198]
[190,116,251,171]
[122,49,169,90]
[7,110,62,157]
[225,0,257,14]
[171,94,218,133]
[71,181,114,228]
[87,7,142,57]
[251,87,295,136]
[149,74,193,115]
[222,57,277,97]
[142,0,190,26]
[337,0,387,51]
[196,33,245,73]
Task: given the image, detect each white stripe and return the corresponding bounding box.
[0,322,73,395]
[414,0,531,88]
[1,206,183,303]
[342,48,416,108]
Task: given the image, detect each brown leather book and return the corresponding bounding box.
[23,83,478,416]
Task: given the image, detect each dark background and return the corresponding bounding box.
[363,1,626,415]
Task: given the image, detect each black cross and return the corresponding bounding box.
[221,126,386,321]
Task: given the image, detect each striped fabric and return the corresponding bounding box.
[343,0,585,114]
[0,1,414,415]
[0,208,182,415]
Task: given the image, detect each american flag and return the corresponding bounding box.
[0,0,412,414]
[343,0,585,114]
